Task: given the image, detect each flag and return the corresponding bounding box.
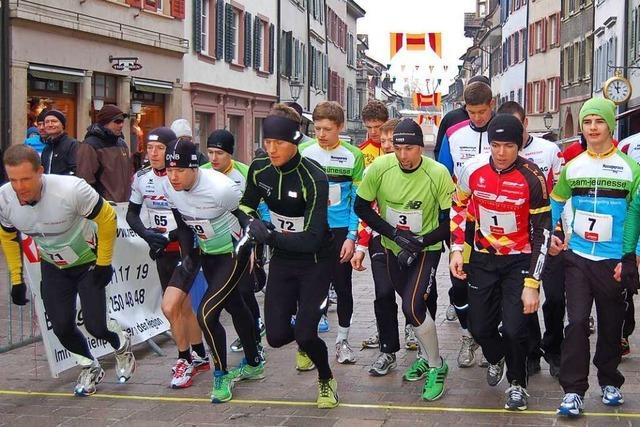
[406,33,426,50]
[428,32,442,57]
[390,33,403,59]
[413,92,442,107]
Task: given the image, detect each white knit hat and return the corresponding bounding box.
[170,119,193,138]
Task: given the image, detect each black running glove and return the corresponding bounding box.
[248,219,275,244]
[92,264,113,289]
[393,229,423,254]
[621,253,640,294]
[11,283,29,306]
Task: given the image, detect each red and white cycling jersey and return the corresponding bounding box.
[520,136,564,192]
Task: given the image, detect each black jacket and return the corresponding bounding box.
[41,132,78,175]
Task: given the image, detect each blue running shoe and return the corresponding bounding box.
[602,386,624,406]
[557,393,584,417]
[318,315,330,333]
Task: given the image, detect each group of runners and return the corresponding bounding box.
[1,77,639,417]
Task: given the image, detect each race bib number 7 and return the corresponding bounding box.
[478,206,517,235]
[573,210,613,242]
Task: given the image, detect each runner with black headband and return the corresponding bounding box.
[237,103,339,409]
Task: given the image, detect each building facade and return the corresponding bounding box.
[345,0,365,139]
[526,0,561,134]
[495,0,527,107]
[624,0,640,136]
[559,0,594,138]
[9,0,188,149]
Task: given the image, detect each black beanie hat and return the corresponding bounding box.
[166,139,200,168]
[37,109,50,123]
[392,118,424,146]
[147,127,177,146]
[488,113,524,148]
[44,109,67,129]
[207,129,235,154]
[262,115,304,145]
[468,75,491,86]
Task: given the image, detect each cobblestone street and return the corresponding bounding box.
[1,255,640,426]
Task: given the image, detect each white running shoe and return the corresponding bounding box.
[170,358,194,389]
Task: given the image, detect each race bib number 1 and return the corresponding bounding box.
[478,206,517,235]
[386,207,422,233]
[270,211,304,233]
[573,210,613,242]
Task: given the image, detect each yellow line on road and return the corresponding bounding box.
[0,389,638,418]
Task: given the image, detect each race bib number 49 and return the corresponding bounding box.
[270,211,304,233]
[478,206,517,235]
[573,210,613,242]
[386,207,422,233]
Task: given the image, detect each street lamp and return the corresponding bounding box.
[543,112,553,130]
[289,78,303,102]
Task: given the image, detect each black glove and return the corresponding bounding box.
[92,264,113,289]
[149,247,165,261]
[621,253,640,294]
[393,229,423,254]
[167,229,179,242]
[142,229,169,253]
[397,250,417,268]
[11,283,29,306]
[248,219,275,244]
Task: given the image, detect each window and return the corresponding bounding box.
[232,8,240,63]
[549,13,559,46]
[254,117,263,150]
[92,73,117,104]
[200,0,209,54]
[514,32,520,63]
[347,86,354,120]
[548,77,558,112]
[194,112,213,152]
[567,45,574,82]
[517,88,522,104]
[347,32,355,67]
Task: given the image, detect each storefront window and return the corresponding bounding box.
[130,89,165,153]
[254,117,263,154]
[194,112,214,152]
[28,76,78,138]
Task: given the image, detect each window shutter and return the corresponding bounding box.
[526,82,532,113]
[340,77,345,106]
[253,18,262,70]
[541,18,547,52]
[193,0,202,53]
[126,0,142,7]
[215,0,224,59]
[170,0,185,19]
[323,54,328,92]
[309,45,315,87]
[555,77,560,112]
[284,31,293,77]
[269,23,275,74]
[244,13,252,67]
[224,3,234,63]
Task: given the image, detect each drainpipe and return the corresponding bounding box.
[306,0,311,110]
[276,0,281,101]
[523,1,530,115]
[620,0,630,138]
[1,0,11,151]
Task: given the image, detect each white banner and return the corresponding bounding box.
[21,203,170,378]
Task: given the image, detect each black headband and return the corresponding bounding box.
[262,116,303,145]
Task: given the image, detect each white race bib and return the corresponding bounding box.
[386,207,422,233]
[328,184,342,207]
[184,219,215,240]
[573,210,613,242]
[42,246,80,267]
[148,208,177,234]
[270,211,305,233]
[478,206,517,235]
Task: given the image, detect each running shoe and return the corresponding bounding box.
[228,358,265,382]
[403,357,430,382]
[191,351,211,374]
[368,352,397,376]
[211,370,234,403]
[601,385,624,406]
[258,317,266,337]
[621,338,631,356]
[487,357,505,387]
[257,343,267,363]
[361,332,379,349]
[422,358,448,401]
[504,382,529,411]
[445,304,458,321]
[296,350,316,371]
[317,377,339,409]
[114,331,136,383]
[557,393,584,417]
[589,316,595,335]
[170,358,194,389]
[457,336,479,368]
[230,337,243,352]
[336,339,356,364]
[74,362,105,396]
[318,315,330,333]
[404,324,418,350]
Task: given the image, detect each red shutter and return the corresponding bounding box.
[126,0,142,7]
[541,19,547,52]
[556,13,561,45]
[170,0,185,19]
[555,77,561,112]
[529,24,534,56]
[526,83,533,114]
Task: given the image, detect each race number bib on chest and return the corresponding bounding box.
[270,211,305,233]
[478,206,517,235]
[328,184,342,207]
[386,207,422,233]
[41,246,80,267]
[184,219,215,240]
[148,209,176,234]
[573,210,613,242]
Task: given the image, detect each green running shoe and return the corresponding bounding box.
[317,377,339,408]
[210,370,234,403]
[229,358,265,381]
[422,359,449,401]
[403,357,430,381]
[296,350,316,371]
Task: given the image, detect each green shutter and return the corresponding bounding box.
[244,13,252,67]
[224,3,234,63]
[253,18,262,70]
[193,0,202,53]
[215,0,224,59]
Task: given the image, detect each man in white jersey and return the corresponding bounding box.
[126,127,209,389]
[162,139,263,403]
[498,101,565,378]
[0,144,135,396]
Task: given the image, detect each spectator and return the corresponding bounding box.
[41,109,78,175]
[36,109,49,140]
[77,104,132,202]
[24,127,45,155]
[170,118,208,165]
